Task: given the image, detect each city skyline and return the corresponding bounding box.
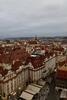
[0,0,67,38]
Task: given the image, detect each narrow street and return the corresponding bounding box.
[47,80,60,100]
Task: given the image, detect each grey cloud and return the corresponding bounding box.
[0,0,67,38]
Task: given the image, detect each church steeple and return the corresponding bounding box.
[34,35,38,41]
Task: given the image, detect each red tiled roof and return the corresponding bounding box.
[28,40,37,44]
[28,56,45,69]
[0,47,4,54]
[0,66,8,76]
[45,51,54,58]
[10,48,30,62]
[0,48,30,64]
[11,60,23,71]
[52,47,64,51]
[0,67,3,74]
[0,53,11,64]
[56,68,67,80]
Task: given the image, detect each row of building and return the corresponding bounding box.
[0,38,67,99]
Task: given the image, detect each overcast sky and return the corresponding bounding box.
[0,0,67,38]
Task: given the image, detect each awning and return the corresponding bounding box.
[25,84,42,95]
[20,91,33,100]
[20,83,42,100]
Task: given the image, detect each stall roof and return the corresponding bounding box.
[31,83,43,88]
[20,83,42,100]
[20,91,33,100]
[26,84,42,95]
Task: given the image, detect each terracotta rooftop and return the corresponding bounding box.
[0,47,30,64]
[28,40,37,44]
[56,66,67,80]
[11,60,23,71]
[27,55,45,69]
[0,66,8,76]
[52,47,64,51]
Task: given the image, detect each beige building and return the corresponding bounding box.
[0,51,66,97]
